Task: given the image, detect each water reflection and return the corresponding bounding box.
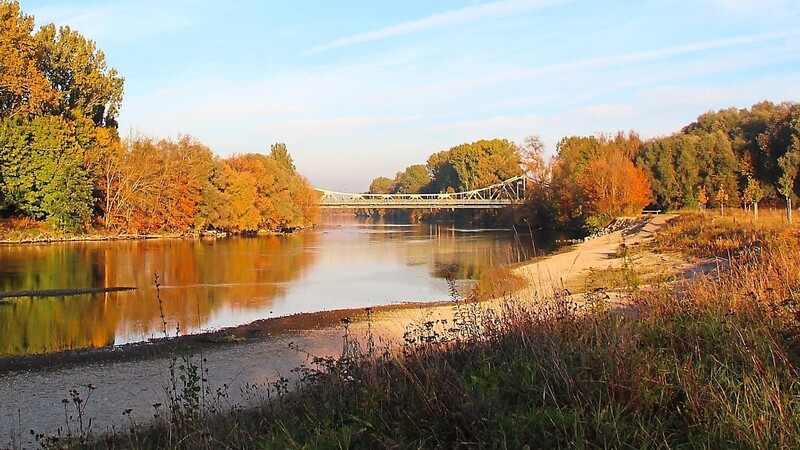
[0,216,563,356]
[0,234,317,356]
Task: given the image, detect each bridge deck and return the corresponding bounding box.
[315,176,526,209]
[319,199,513,209]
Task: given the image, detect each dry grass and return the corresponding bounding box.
[42,210,800,449]
[653,208,794,258]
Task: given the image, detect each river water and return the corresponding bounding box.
[0,216,565,446]
[0,216,561,357]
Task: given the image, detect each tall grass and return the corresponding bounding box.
[653,209,794,258]
[48,211,800,449]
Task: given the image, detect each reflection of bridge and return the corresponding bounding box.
[315,176,526,209]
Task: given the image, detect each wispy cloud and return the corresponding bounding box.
[374,28,800,106]
[310,0,568,53]
[30,2,195,42]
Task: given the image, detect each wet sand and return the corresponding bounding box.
[0,215,681,447]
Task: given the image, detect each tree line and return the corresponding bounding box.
[638,101,800,221]
[4,1,798,235]
[0,1,317,234]
[370,101,799,230]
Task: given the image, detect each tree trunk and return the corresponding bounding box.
[753,201,758,221]
[788,197,793,224]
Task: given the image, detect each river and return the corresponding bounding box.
[0,215,562,357]
[0,216,566,446]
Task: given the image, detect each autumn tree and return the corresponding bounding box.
[228,154,290,230]
[742,176,764,220]
[84,126,123,228]
[103,135,212,233]
[158,136,214,230]
[520,135,548,184]
[583,149,652,226]
[293,176,320,227]
[516,135,554,225]
[549,132,646,226]
[698,188,708,211]
[715,185,729,216]
[196,159,260,232]
[0,1,125,233]
[223,148,315,231]
[196,144,316,233]
[0,0,57,119]
[0,1,324,236]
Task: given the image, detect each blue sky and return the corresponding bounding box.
[21,0,800,191]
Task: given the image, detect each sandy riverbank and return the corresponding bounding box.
[344,214,689,339]
[1,215,698,446]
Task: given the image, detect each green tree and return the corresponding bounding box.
[0,115,94,230]
[368,176,395,194]
[34,24,124,127]
[427,138,521,193]
[692,131,739,208]
[674,137,701,207]
[393,164,430,194]
[270,142,296,173]
[638,138,679,210]
[759,103,800,210]
[42,160,93,231]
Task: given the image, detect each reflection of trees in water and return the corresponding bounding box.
[362,221,539,282]
[0,234,317,356]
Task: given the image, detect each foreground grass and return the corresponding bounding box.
[48,211,800,449]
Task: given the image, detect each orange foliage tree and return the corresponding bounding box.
[0,1,58,118]
[549,131,652,228]
[583,150,652,220]
[101,135,213,234]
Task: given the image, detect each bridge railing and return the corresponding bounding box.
[314,175,526,209]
